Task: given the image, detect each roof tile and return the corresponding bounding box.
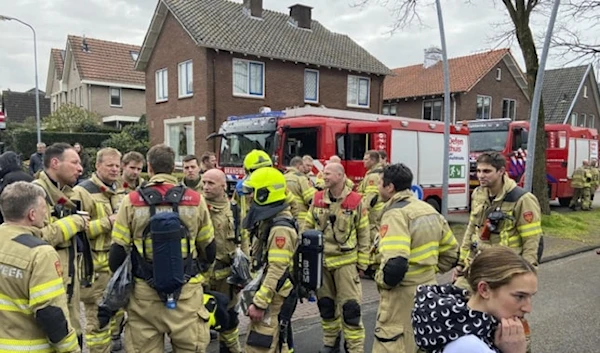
[542,65,588,124]
[51,48,65,79]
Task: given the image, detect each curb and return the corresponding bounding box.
[540,244,599,264]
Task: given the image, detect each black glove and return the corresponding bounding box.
[97,305,115,329]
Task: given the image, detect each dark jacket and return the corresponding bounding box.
[29,152,44,176]
[0,151,35,223]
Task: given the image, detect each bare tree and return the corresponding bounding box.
[552,1,600,63]
[355,0,552,213]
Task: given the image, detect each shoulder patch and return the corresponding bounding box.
[379,224,388,238]
[275,236,286,249]
[12,233,48,248]
[523,211,534,223]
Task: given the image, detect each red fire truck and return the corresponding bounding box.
[467,118,599,206]
[210,106,470,213]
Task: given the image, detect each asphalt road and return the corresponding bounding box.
[269,250,600,353]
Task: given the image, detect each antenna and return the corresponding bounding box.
[82,34,89,52]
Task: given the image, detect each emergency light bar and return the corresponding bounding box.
[227,111,285,121]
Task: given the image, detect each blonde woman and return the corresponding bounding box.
[412,247,537,353]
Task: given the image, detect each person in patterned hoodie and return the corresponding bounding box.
[412,246,537,353]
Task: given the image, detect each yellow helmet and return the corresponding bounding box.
[242,167,287,205]
[243,149,273,173]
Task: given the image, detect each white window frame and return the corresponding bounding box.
[304,69,319,103]
[570,112,578,126]
[476,95,492,119]
[347,75,370,108]
[581,113,587,127]
[502,98,516,120]
[109,87,122,107]
[589,115,595,128]
[422,99,443,121]
[155,68,168,103]
[164,116,195,166]
[232,58,265,98]
[583,85,588,98]
[178,60,193,98]
[496,68,502,81]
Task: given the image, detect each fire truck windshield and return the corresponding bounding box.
[219,132,276,166]
[469,130,509,152]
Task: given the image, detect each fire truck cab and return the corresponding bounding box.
[467,118,599,206]
[210,106,470,213]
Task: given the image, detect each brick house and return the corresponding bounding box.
[542,64,600,128]
[46,36,146,129]
[135,0,391,161]
[383,48,530,123]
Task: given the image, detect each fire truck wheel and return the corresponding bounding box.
[426,198,441,213]
[558,197,571,208]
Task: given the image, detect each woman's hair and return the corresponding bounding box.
[467,247,537,290]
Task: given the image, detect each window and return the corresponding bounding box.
[110,87,122,107]
[502,99,516,120]
[130,51,139,61]
[570,112,578,126]
[283,127,318,165]
[580,113,587,127]
[156,68,168,102]
[496,68,502,81]
[304,69,319,103]
[233,58,264,98]
[476,95,492,119]
[178,60,193,98]
[336,133,369,160]
[164,116,194,164]
[79,88,83,107]
[423,100,442,121]
[383,104,397,115]
[347,75,370,108]
[583,85,588,98]
[589,115,595,128]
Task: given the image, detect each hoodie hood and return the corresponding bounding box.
[0,152,22,179]
[412,284,499,353]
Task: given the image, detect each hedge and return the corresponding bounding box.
[9,130,112,157]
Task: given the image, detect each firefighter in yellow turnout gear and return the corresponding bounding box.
[582,159,594,210]
[109,144,216,353]
[72,148,126,353]
[285,156,317,230]
[454,152,542,286]
[117,151,145,193]
[34,143,91,345]
[372,164,458,353]
[357,150,385,277]
[0,182,81,353]
[242,167,299,353]
[590,158,600,202]
[302,162,370,353]
[569,161,587,210]
[203,169,250,353]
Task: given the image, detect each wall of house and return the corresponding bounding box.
[570,73,600,128]
[144,12,211,154]
[457,58,530,121]
[64,57,83,108]
[89,86,146,118]
[145,11,385,156]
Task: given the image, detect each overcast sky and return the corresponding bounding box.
[0,0,596,93]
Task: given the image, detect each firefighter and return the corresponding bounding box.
[0,182,81,353]
[569,161,586,210]
[357,150,385,278]
[377,150,388,166]
[118,151,145,193]
[109,144,216,353]
[591,158,599,202]
[302,155,315,177]
[72,148,124,353]
[34,143,90,345]
[182,154,204,192]
[285,156,317,229]
[453,152,542,288]
[582,159,594,210]
[242,167,299,353]
[372,163,458,353]
[315,156,354,191]
[303,162,370,353]
[201,151,218,174]
[203,168,250,353]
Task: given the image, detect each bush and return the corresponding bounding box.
[9,130,111,157]
[43,104,103,133]
[102,123,150,157]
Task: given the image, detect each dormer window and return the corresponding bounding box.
[130,51,139,62]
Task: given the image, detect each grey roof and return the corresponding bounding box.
[1,90,51,124]
[542,65,588,123]
[161,0,391,75]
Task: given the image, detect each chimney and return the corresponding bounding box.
[243,0,263,18]
[423,46,442,69]
[289,4,313,30]
[81,35,89,52]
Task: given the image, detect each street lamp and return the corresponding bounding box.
[0,15,41,144]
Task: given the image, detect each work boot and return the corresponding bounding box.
[319,335,341,353]
[111,335,123,352]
